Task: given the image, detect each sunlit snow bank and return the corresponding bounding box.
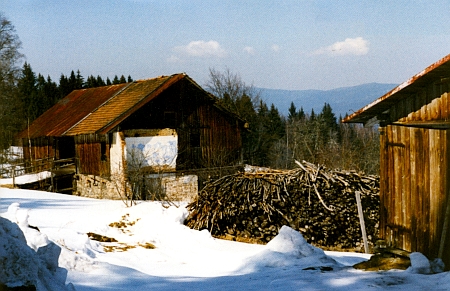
[241,225,339,272]
[0,203,75,290]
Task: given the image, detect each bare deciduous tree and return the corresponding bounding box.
[0,13,25,150]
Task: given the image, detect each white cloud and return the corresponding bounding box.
[313,37,369,56]
[174,40,226,58]
[271,44,280,52]
[243,46,255,55]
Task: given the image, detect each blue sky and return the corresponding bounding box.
[2,0,450,90]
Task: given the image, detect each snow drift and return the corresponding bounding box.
[0,203,74,290]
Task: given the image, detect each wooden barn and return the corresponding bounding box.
[343,53,450,268]
[16,73,245,201]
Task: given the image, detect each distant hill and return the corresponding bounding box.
[259,83,398,119]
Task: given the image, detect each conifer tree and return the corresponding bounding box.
[298,106,305,120]
[17,62,38,122]
[59,74,71,98]
[44,75,58,108]
[85,75,96,88]
[268,104,285,139]
[96,75,105,86]
[75,70,84,89]
[288,102,297,121]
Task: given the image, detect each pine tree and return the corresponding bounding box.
[288,102,298,121]
[310,108,316,121]
[119,75,126,83]
[96,75,105,86]
[75,70,84,89]
[319,103,338,132]
[17,62,38,122]
[59,74,71,99]
[44,75,58,108]
[68,70,77,90]
[267,104,285,139]
[298,106,305,120]
[85,75,95,88]
[112,75,120,84]
[127,75,133,83]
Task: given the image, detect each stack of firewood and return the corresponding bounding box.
[185,161,379,249]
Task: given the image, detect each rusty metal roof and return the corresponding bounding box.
[16,83,129,139]
[17,74,190,138]
[343,53,450,124]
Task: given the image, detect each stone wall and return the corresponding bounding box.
[162,174,198,202]
[74,174,122,200]
[73,173,198,202]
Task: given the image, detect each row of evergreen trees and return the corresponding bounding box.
[17,63,133,122]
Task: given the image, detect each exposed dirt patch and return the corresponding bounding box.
[102,243,136,252]
[87,232,118,243]
[87,215,155,252]
[109,214,140,234]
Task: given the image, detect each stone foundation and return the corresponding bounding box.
[162,174,198,202]
[74,173,198,202]
[74,174,122,200]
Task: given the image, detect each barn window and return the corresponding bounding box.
[190,132,200,148]
[164,111,176,127]
[100,142,107,161]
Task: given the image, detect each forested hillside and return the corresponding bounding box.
[260,82,397,118]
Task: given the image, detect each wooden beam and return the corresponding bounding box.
[391,121,450,130]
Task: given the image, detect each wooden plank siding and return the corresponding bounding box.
[177,104,242,170]
[22,137,54,172]
[74,134,110,178]
[379,79,450,266]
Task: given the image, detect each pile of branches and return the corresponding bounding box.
[185,161,379,249]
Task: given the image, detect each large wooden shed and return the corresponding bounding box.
[343,54,450,267]
[16,73,245,200]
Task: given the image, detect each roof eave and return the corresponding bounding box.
[343,53,450,125]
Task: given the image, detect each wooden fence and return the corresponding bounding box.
[0,157,76,189]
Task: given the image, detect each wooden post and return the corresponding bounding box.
[12,165,15,188]
[356,191,369,253]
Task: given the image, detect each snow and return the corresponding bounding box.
[0,171,52,185]
[1,188,450,290]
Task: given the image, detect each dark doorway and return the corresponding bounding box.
[57,137,75,159]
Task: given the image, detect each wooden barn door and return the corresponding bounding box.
[380,125,450,265]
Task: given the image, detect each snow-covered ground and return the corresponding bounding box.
[0,171,52,185]
[1,188,450,290]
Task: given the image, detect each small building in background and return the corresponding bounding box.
[343,54,450,269]
[16,73,245,201]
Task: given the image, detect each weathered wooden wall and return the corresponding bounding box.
[119,77,243,171]
[177,104,242,170]
[380,80,450,266]
[75,134,110,178]
[22,137,53,160]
